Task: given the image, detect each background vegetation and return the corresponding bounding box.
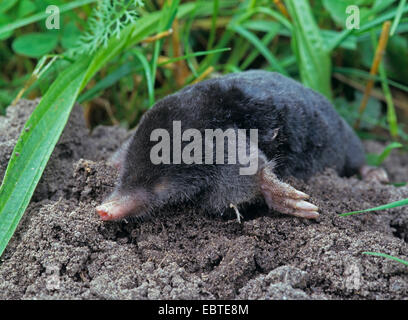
[0,0,407,261]
[0,0,407,131]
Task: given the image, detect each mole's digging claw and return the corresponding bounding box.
[259,166,319,220]
[289,210,319,219]
[230,203,243,223]
[285,199,318,211]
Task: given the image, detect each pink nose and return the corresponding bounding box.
[95,205,113,221]
[95,190,148,221]
[95,200,130,221]
[95,193,145,221]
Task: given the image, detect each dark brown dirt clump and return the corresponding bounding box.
[0,99,407,300]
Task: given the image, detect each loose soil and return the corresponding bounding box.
[0,99,407,300]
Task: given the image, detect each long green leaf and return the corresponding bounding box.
[0,56,91,256]
[340,198,408,216]
[229,24,287,75]
[285,0,332,99]
[369,30,399,138]
[333,67,408,93]
[77,62,137,103]
[150,0,180,105]
[133,50,155,107]
[329,2,408,50]
[366,142,403,166]
[357,4,408,34]
[207,0,219,50]
[390,0,407,35]
[240,27,279,70]
[363,252,408,266]
[379,62,399,138]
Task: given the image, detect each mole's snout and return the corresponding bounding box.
[96,191,148,221]
[96,201,120,221]
[96,199,131,221]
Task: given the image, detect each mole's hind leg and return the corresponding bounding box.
[259,165,319,219]
[360,165,389,184]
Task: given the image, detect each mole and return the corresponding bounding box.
[96,70,388,222]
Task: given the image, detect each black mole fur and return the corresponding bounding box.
[117,70,365,216]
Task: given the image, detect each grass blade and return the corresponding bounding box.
[285,0,332,99]
[240,26,280,70]
[77,62,136,103]
[150,0,180,105]
[133,50,155,107]
[339,198,408,217]
[207,0,219,50]
[159,48,231,66]
[390,0,407,35]
[333,67,408,93]
[357,4,408,34]
[379,62,399,137]
[363,252,408,266]
[0,56,91,257]
[326,0,400,50]
[256,7,292,31]
[368,28,399,138]
[366,142,403,166]
[229,24,287,75]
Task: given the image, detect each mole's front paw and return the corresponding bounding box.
[259,167,319,219]
[360,165,389,184]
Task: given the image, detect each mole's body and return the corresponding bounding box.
[96,71,386,222]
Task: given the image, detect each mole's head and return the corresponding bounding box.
[95,158,207,221]
[95,98,208,221]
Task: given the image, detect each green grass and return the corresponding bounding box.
[340,198,408,217]
[363,252,408,267]
[365,142,403,167]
